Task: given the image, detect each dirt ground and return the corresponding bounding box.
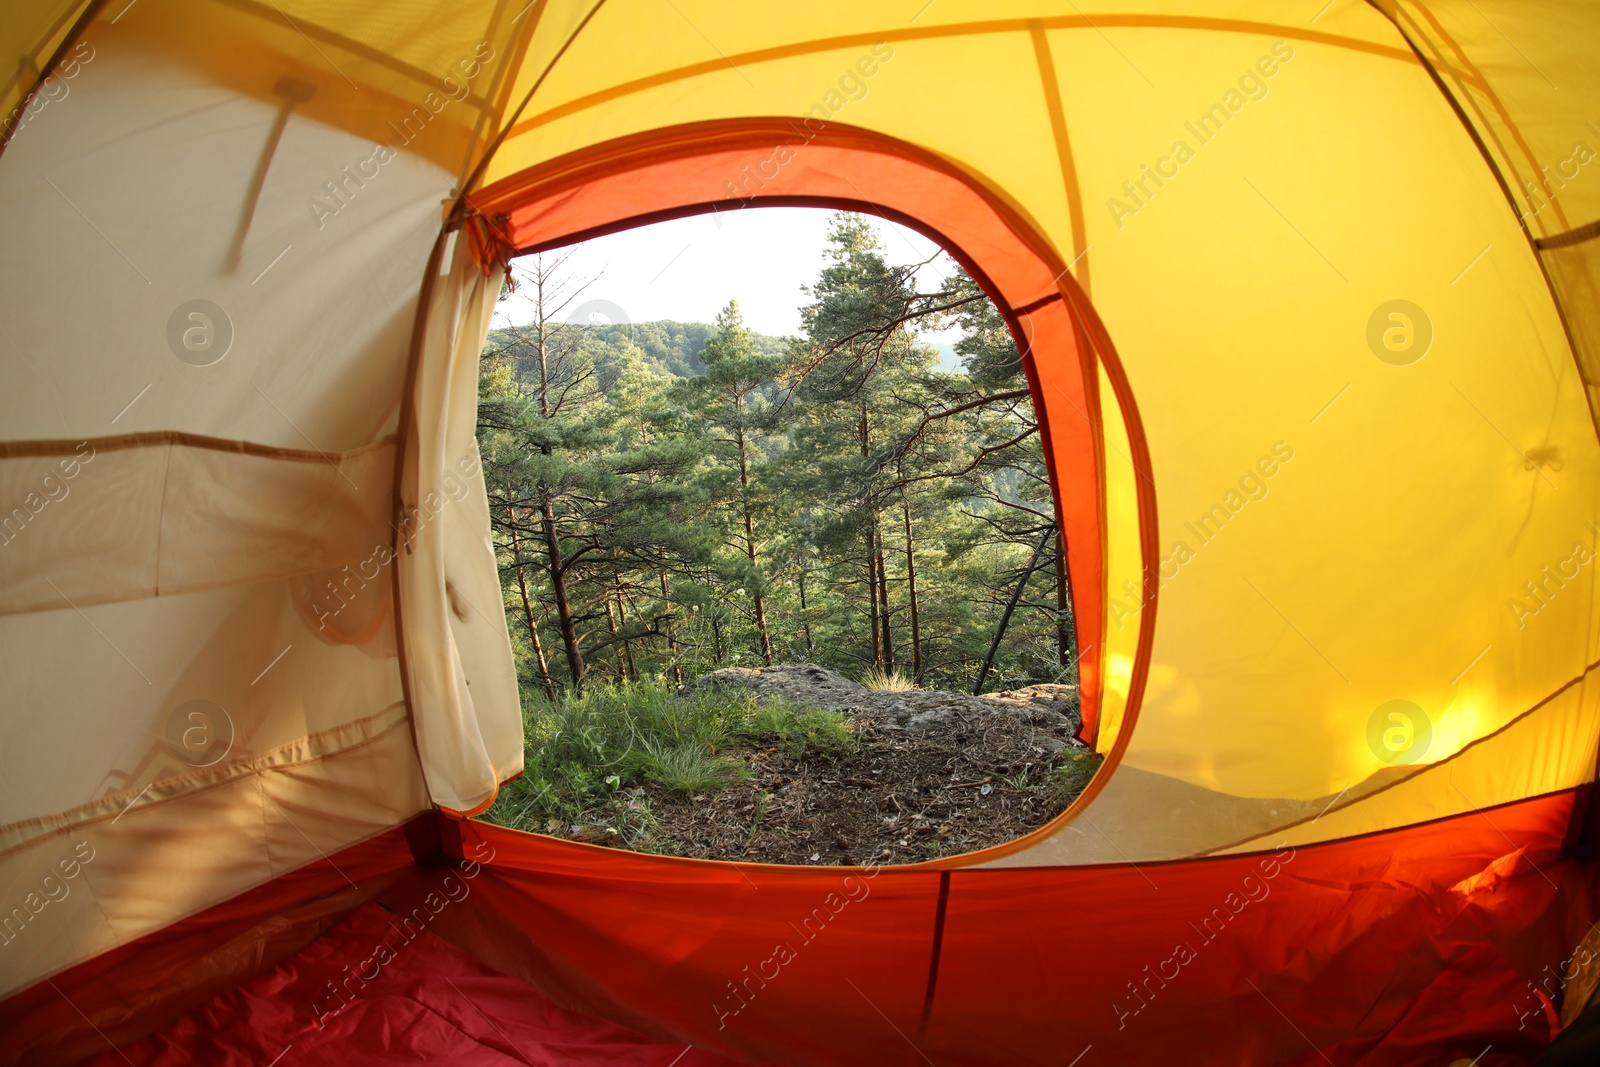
[624,668,1099,866]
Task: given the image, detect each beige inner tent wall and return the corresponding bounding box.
[5,0,1600,1004]
[0,1,523,1000]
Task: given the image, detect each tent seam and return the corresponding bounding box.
[1027,22,1089,298]
[0,0,110,165]
[501,16,1420,142]
[0,703,412,853]
[1363,0,1600,450]
[0,429,397,461]
[1195,653,1600,858]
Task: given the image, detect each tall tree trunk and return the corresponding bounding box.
[974,525,1056,695]
[535,273,552,419]
[875,534,893,673]
[513,554,557,701]
[531,265,584,690]
[523,594,558,702]
[864,522,883,671]
[711,611,725,664]
[859,406,884,672]
[539,492,585,689]
[901,488,922,682]
[659,570,684,686]
[1056,531,1072,667]
[735,421,773,666]
[614,582,637,679]
[603,595,626,678]
[507,502,558,701]
[797,565,814,656]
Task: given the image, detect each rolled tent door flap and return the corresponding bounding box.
[396,235,522,816]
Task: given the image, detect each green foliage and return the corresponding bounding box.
[738,701,856,755]
[481,679,857,846]
[616,319,788,379]
[479,212,1076,702]
[636,739,745,796]
[1048,750,1104,805]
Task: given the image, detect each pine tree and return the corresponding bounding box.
[676,301,785,665]
[476,211,1074,698]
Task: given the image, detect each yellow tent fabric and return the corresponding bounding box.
[2,0,1599,1024]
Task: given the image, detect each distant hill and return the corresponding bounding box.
[585,319,791,378]
[485,319,957,385]
[484,318,794,394]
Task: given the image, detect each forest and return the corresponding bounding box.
[476,212,1077,701]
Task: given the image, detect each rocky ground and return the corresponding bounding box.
[635,665,1099,866]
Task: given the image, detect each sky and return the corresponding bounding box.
[491,205,965,347]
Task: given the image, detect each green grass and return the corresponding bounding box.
[637,739,745,796]
[861,666,917,691]
[1048,750,1104,806]
[482,677,856,847]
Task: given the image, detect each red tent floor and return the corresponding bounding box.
[10,790,1600,1066]
[82,900,773,1067]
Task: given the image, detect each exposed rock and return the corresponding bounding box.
[691,664,864,704]
[567,824,621,845]
[687,663,1083,739]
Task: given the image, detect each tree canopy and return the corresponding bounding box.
[477,212,1075,698]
